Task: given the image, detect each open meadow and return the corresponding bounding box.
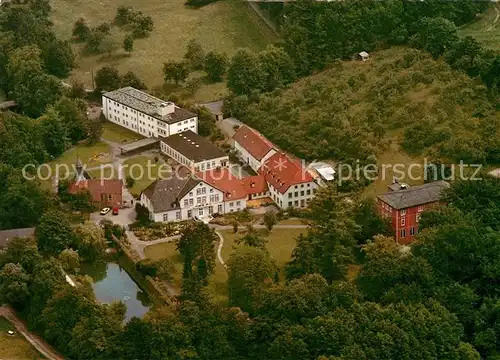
[459,2,500,51]
[50,0,279,101]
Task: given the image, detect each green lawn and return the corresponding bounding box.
[459,3,500,51]
[38,141,112,189]
[144,228,306,303]
[123,155,171,197]
[0,317,44,360]
[50,0,279,101]
[101,121,143,144]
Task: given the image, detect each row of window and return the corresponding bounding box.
[161,204,228,221]
[400,227,417,238]
[400,213,421,226]
[288,199,310,208]
[288,189,312,198]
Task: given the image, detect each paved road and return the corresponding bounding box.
[0,306,65,360]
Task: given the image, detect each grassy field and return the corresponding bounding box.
[123,155,170,196]
[39,141,112,189]
[50,0,279,101]
[101,121,143,144]
[0,317,44,360]
[144,228,306,303]
[459,3,500,50]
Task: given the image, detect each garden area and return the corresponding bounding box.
[143,227,307,303]
[0,317,44,360]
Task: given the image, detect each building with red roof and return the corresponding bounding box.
[233,125,277,172]
[69,179,123,207]
[242,175,269,200]
[260,152,318,209]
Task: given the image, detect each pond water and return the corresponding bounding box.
[83,262,151,321]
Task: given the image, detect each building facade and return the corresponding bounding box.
[261,153,318,209]
[233,125,277,172]
[140,170,247,223]
[102,87,198,138]
[160,130,228,172]
[376,180,450,244]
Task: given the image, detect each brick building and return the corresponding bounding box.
[376,180,449,244]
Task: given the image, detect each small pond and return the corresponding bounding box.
[82,261,151,321]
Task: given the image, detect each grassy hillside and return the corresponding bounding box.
[459,2,500,51]
[50,0,279,101]
[239,47,499,172]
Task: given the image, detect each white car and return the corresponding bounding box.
[100,208,111,215]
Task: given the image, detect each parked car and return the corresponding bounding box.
[100,208,111,215]
[112,207,119,215]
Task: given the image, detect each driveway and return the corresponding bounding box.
[217,117,243,139]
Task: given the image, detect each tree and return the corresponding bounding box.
[35,210,74,255]
[352,198,391,244]
[44,39,75,78]
[258,45,296,92]
[0,236,41,273]
[413,17,459,59]
[177,222,217,300]
[69,305,123,360]
[121,71,147,89]
[227,246,276,314]
[163,61,190,85]
[263,211,277,232]
[53,97,89,144]
[0,263,30,309]
[184,39,205,70]
[40,286,97,355]
[204,51,228,82]
[123,35,134,53]
[85,28,107,53]
[95,65,122,91]
[115,5,133,26]
[58,248,80,273]
[12,73,64,118]
[236,225,267,248]
[73,222,107,261]
[227,48,265,95]
[131,13,154,38]
[126,175,135,188]
[39,107,69,157]
[88,117,103,144]
[72,18,90,42]
[285,187,357,282]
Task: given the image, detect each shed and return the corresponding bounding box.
[358,51,369,61]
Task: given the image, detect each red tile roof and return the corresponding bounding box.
[242,175,268,194]
[196,169,247,201]
[260,153,314,194]
[233,125,275,161]
[69,179,123,202]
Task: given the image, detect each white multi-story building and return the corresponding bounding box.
[233,125,276,172]
[160,130,228,172]
[102,87,198,138]
[140,169,247,222]
[260,152,318,209]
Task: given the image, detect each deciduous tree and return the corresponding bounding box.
[204,51,228,82]
[35,210,74,255]
[163,61,190,85]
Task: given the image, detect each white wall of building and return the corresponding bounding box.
[102,96,198,138]
[233,142,276,172]
[160,141,229,171]
[268,181,318,209]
